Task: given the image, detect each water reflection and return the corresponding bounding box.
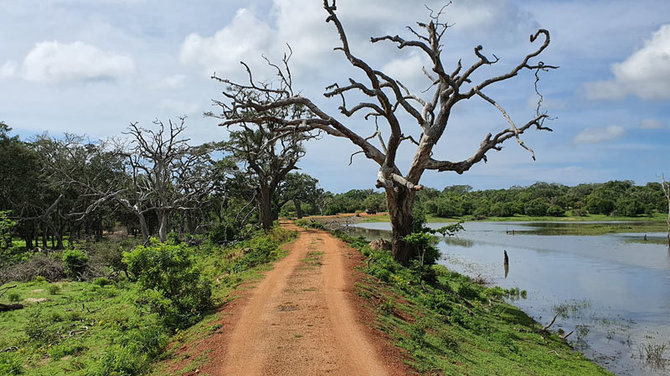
[349,221,670,376]
[441,236,474,248]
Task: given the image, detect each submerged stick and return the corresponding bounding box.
[504,250,509,278]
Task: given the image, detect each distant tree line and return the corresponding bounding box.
[317,181,667,219]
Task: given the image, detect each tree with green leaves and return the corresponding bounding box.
[0,211,16,249]
[209,90,317,231]
[0,123,42,248]
[278,172,324,219]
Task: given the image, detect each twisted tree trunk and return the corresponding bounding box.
[259,187,274,232]
[294,199,303,219]
[385,187,416,265]
[137,213,150,243]
[158,209,169,242]
[662,177,670,247]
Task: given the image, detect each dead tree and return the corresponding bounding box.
[208,56,318,232]
[212,1,557,265]
[121,118,214,242]
[662,175,670,247]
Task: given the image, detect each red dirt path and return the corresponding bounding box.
[177,223,410,375]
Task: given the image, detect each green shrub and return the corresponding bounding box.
[209,221,254,243]
[62,249,89,280]
[7,292,20,302]
[120,324,168,360]
[47,284,61,295]
[93,277,112,287]
[33,276,46,283]
[123,242,212,329]
[66,310,83,322]
[209,223,237,244]
[94,344,145,376]
[403,232,440,266]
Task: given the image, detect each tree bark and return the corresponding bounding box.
[186,212,196,235]
[662,178,670,247]
[259,187,274,232]
[158,209,169,242]
[294,199,303,219]
[385,187,416,266]
[136,213,150,243]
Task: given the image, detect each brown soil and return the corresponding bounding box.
[166,223,410,376]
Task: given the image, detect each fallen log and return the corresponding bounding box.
[0,303,24,312]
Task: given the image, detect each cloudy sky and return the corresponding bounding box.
[1,0,669,192]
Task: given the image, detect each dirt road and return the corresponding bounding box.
[197,223,404,376]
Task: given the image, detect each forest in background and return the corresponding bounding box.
[2,120,667,269]
[323,180,668,219]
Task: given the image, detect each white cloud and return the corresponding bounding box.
[574,125,626,144]
[160,99,199,115]
[0,61,17,79]
[180,9,274,76]
[381,54,430,88]
[447,0,538,39]
[526,95,567,111]
[154,74,187,90]
[179,0,540,81]
[640,118,668,129]
[584,24,670,100]
[22,41,135,84]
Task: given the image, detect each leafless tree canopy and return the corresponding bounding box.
[210,0,557,264]
[120,118,215,242]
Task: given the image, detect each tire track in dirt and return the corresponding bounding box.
[201,223,395,376]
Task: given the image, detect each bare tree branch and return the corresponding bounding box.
[211,0,556,264]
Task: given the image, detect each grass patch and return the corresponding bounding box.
[303,251,324,267]
[0,226,297,376]
[0,279,164,376]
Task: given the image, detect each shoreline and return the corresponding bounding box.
[299,218,613,375]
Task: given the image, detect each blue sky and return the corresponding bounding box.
[0,0,668,192]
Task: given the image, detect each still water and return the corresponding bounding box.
[349,221,670,376]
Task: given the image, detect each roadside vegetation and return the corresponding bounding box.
[0,228,295,376]
[297,217,611,375]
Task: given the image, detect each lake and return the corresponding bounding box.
[348,221,670,376]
